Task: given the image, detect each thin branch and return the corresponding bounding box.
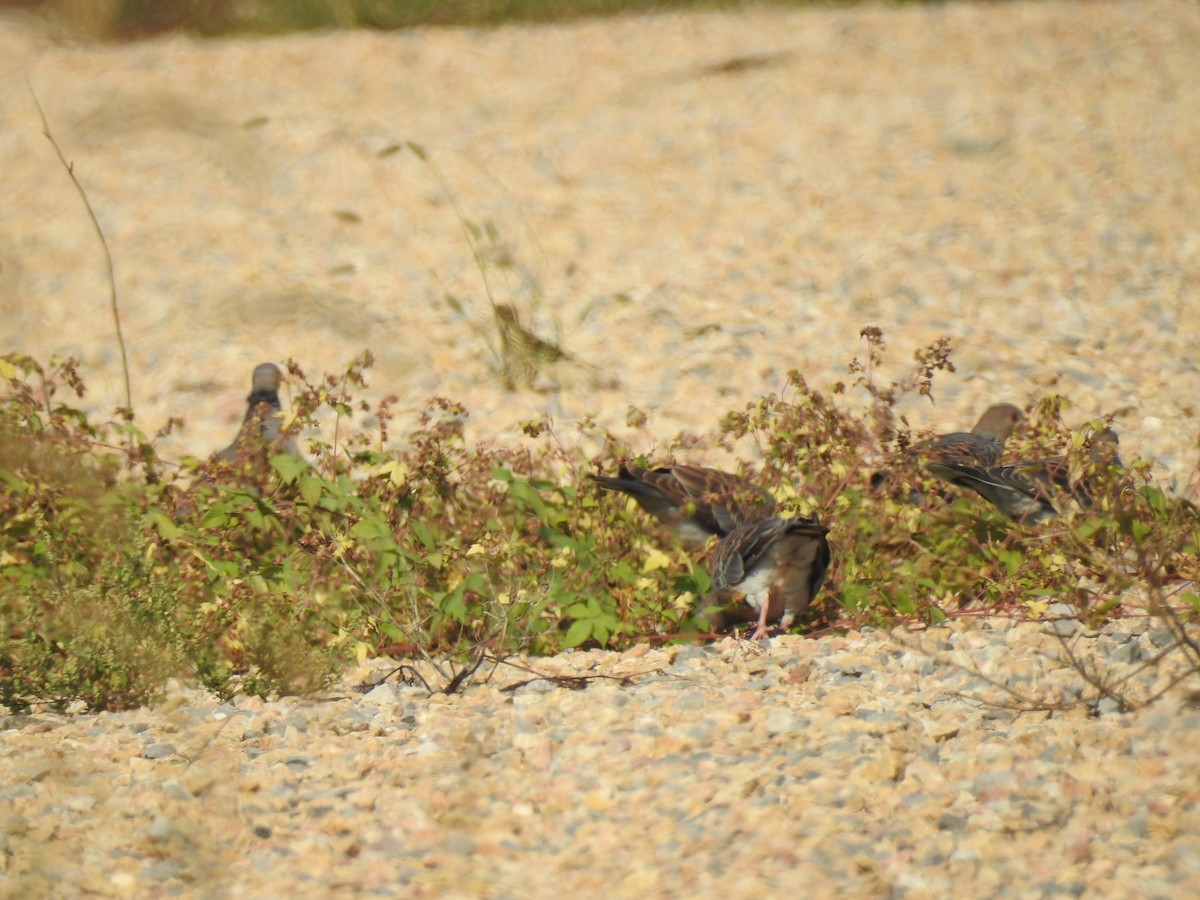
[27,83,134,427]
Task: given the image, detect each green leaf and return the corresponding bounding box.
[1139,486,1169,519]
[563,618,592,648]
[564,601,592,619]
[200,508,230,529]
[410,520,435,551]
[505,477,546,515]
[440,587,467,622]
[592,621,610,647]
[299,475,323,508]
[0,468,28,492]
[351,515,396,548]
[379,621,406,641]
[271,453,311,484]
[996,548,1023,577]
[462,572,491,595]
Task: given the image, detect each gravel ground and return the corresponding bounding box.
[3,0,1200,896]
[2,618,1199,896]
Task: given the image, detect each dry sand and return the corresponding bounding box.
[1,0,1197,484]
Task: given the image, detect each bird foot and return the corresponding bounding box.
[746,624,772,644]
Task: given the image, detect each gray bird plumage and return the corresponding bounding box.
[215,362,298,461]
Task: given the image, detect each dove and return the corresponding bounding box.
[917,402,1025,468]
[872,402,1024,498]
[215,362,298,462]
[590,463,775,548]
[708,514,832,641]
[927,428,1122,523]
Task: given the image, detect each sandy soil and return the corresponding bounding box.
[1,0,1197,486]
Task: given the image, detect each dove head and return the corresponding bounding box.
[1088,427,1122,464]
[972,403,1024,441]
[251,363,284,394]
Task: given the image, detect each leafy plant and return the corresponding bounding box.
[1,323,1197,712]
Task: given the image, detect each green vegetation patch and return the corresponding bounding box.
[1,335,1196,713]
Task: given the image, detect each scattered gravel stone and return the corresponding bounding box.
[140,743,177,760]
[1146,627,1178,649]
[764,708,802,736]
[1047,603,1082,637]
[513,678,558,695]
[359,683,403,709]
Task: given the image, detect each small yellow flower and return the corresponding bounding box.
[640,547,673,573]
[775,482,800,501]
[373,459,411,487]
[1023,598,1050,617]
[673,591,696,611]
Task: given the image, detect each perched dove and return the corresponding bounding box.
[917,402,1025,468]
[708,515,832,641]
[215,362,297,461]
[927,428,1122,523]
[590,463,775,547]
[872,403,1024,498]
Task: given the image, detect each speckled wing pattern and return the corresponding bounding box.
[927,427,1123,523]
[873,403,1024,501]
[590,464,775,547]
[926,460,1058,523]
[710,515,832,640]
[916,403,1025,469]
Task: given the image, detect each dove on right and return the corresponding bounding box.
[926,427,1123,523]
[872,402,1024,499]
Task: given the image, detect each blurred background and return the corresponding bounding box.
[1,0,1197,483]
[6,0,798,36]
